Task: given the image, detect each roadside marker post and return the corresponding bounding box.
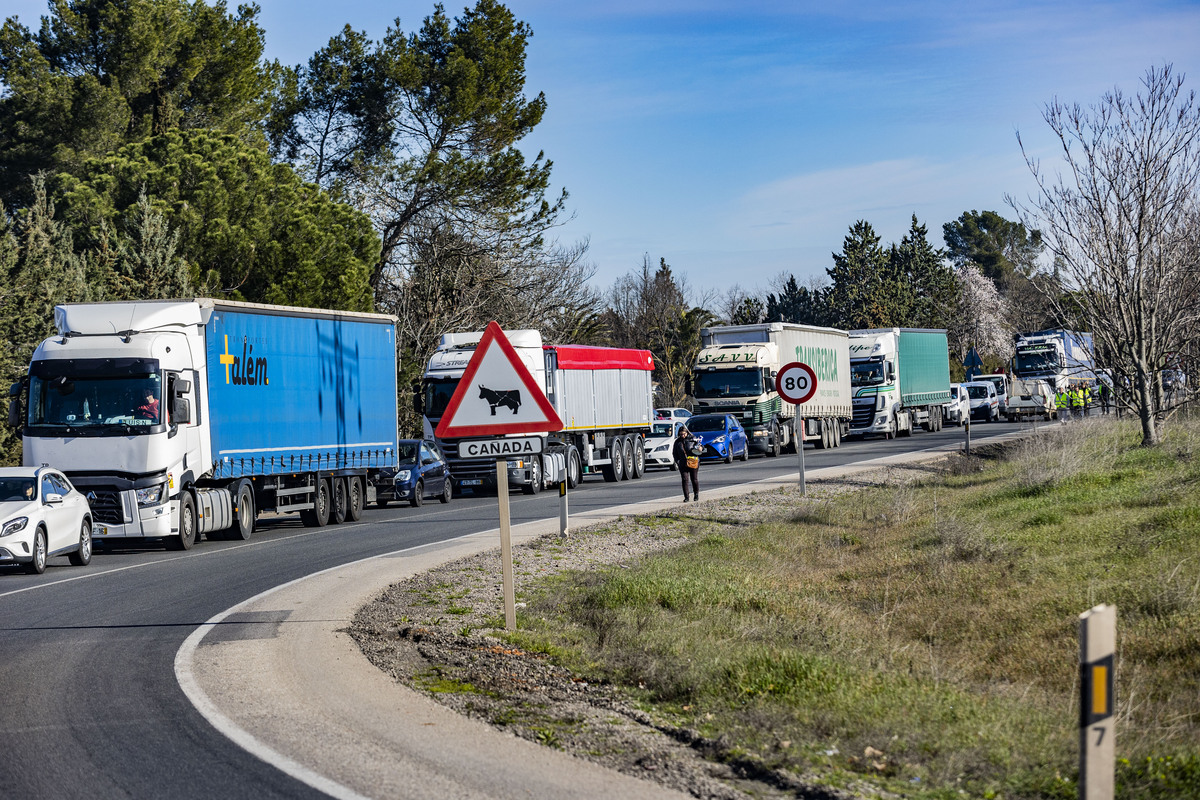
[559,479,569,538]
[497,461,516,631]
[964,419,971,454]
[775,362,818,496]
[1079,604,1116,800]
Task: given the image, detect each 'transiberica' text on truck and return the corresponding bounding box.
[8,300,399,550]
[849,328,952,438]
[420,330,654,492]
[693,322,852,453]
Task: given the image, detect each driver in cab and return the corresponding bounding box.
[134,387,160,422]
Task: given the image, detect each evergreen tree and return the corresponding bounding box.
[891,215,955,329]
[765,275,833,326]
[825,220,911,329]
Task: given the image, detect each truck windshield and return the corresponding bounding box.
[1013,348,1061,375]
[27,359,163,434]
[692,370,762,398]
[423,379,459,419]
[851,362,885,387]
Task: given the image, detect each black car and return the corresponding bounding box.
[376,439,451,507]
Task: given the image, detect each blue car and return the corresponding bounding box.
[686,414,749,463]
[377,439,451,507]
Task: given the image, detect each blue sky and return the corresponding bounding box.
[7,1,1200,298]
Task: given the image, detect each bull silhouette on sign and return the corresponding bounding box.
[478,385,522,415]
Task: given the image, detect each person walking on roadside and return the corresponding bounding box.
[673,427,702,502]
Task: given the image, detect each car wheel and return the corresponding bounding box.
[168,492,197,550]
[347,477,364,521]
[739,440,749,461]
[330,477,348,524]
[522,459,541,495]
[411,480,424,507]
[724,445,733,464]
[440,479,451,504]
[69,519,92,566]
[26,527,48,574]
[230,480,255,540]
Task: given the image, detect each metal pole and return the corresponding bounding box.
[964,419,971,454]
[797,416,806,495]
[496,460,516,631]
[1079,604,1116,800]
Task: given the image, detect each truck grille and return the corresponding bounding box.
[86,489,123,524]
[852,403,875,428]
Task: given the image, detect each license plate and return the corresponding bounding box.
[462,479,483,486]
[92,524,107,536]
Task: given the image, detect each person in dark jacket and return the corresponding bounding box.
[672,427,702,501]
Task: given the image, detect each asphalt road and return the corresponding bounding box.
[0,420,1032,799]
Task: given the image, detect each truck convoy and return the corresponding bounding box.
[420,330,654,493]
[9,299,400,550]
[848,328,952,438]
[1008,329,1095,417]
[692,322,852,454]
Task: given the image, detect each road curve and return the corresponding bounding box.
[178,431,1025,799]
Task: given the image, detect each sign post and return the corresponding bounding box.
[434,322,564,631]
[1079,604,1116,800]
[775,362,818,496]
[559,480,569,538]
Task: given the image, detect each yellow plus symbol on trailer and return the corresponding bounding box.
[220,335,236,384]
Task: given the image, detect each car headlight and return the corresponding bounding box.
[713,435,726,444]
[396,469,412,482]
[136,482,167,507]
[1,516,28,537]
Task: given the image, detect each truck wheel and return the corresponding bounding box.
[522,460,541,495]
[566,447,581,489]
[767,423,781,457]
[833,422,842,447]
[631,436,646,478]
[330,477,348,524]
[411,480,424,507]
[603,439,625,482]
[169,492,197,550]
[230,480,255,540]
[347,477,364,521]
[301,479,331,527]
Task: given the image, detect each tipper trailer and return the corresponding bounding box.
[420,330,654,492]
[9,299,399,550]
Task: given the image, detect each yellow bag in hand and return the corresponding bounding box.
[685,455,699,469]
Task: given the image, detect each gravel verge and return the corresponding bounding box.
[349,464,949,799]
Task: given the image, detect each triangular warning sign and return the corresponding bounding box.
[434,321,564,438]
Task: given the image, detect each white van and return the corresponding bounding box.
[963,381,1000,422]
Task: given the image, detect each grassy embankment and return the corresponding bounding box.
[507,418,1200,799]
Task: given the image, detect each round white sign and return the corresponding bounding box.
[775,362,818,405]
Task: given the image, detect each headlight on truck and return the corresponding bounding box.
[136,482,167,507]
[1,516,28,537]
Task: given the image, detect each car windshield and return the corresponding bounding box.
[691,370,762,398]
[397,442,420,465]
[0,477,36,501]
[687,416,726,433]
[966,385,990,399]
[650,422,674,437]
[851,362,885,387]
[28,365,163,432]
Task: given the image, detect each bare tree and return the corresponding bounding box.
[1012,65,1200,445]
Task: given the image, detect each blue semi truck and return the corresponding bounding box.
[8,299,399,550]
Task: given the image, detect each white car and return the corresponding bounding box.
[654,407,692,423]
[943,383,970,426]
[963,381,1000,422]
[644,420,685,469]
[0,466,93,574]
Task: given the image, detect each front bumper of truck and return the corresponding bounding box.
[86,487,175,540]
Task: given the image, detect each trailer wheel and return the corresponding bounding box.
[620,437,635,480]
[566,447,581,489]
[230,480,255,540]
[602,439,624,482]
[330,477,348,524]
[168,492,197,551]
[630,435,646,478]
[834,422,842,447]
[301,479,331,527]
[814,419,828,450]
[347,477,364,521]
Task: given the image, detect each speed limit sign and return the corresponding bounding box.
[776,361,817,405]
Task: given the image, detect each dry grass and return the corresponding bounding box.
[511,419,1200,799]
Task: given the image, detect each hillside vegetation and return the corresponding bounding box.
[508,419,1200,799]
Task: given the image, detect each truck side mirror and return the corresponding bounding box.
[9,381,22,397]
[411,381,424,414]
[685,377,693,396]
[173,398,191,425]
[7,399,21,428]
[174,378,191,395]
